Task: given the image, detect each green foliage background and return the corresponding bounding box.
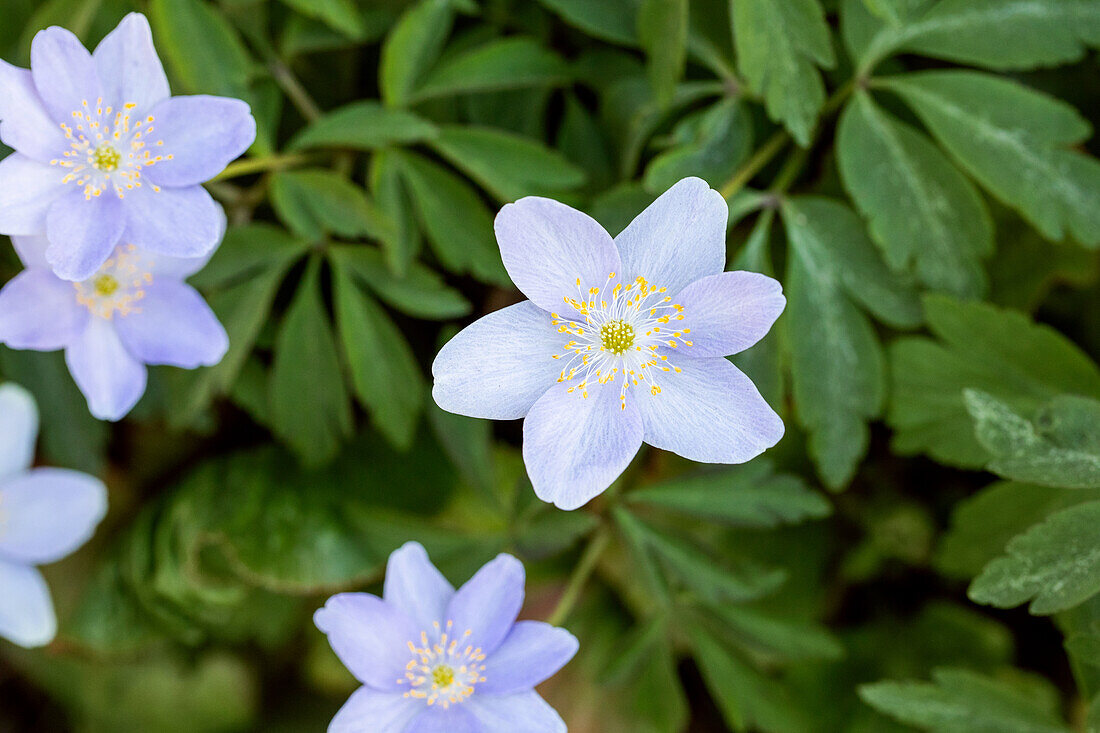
[3,0,1100,730]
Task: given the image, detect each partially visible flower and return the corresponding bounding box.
[315,542,578,733]
[0,383,107,648]
[0,233,228,421]
[0,13,255,281]
[432,177,785,510]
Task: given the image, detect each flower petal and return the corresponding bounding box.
[92,13,170,113]
[146,206,226,280]
[65,318,147,421]
[467,691,566,733]
[0,154,68,235]
[676,271,786,357]
[495,196,620,312]
[113,281,227,368]
[0,384,38,481]
[445,554,525,656]
[383,542,454,634]
[11,235,51,270]
[46,189,127,282]
[123,184,223,259]
[0,468,106,565]
[327,687,421,733]
[30,26,103,124]
[0,60,66,162]
[404,705,478,733]
[523,384,643,510]
[0,559,55,648]
[479,621,579,695]
[0,269,87,350]
[314,593,418,692]
[144,95,256,187]
[432,301,562,420]
[637,357,783,463]
[614,177,726,296]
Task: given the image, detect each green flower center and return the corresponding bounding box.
[432,665,455,687]
[93,274,120,296]
[92,144,121,172]
[600,320,635,355]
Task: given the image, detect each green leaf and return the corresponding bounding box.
[328,245,471,320]
[861,0,929,25]
[428,125,586,201]
[270,169,395,242]
[965,391,1100,489]
[369,150,423,275]
[781,197,920,488]
[392,150,509,285]
[534,0,640,45]
[148,0,252,97]
[629,461,831,527]
[289,101,439,151]
[837,90,993,296]
[860,667,1071,733]
[276,0,364,39]
[937,481,1100,579]
[888,295,1100,468]
[643,98,753,195]
[269,258,354,465]
[331,258,424,449]
[637,0,688,107]
[413,36,570,101]
[881,71,1100,247]
[969,500,1100,614]
[699,602,845,662]
[731,0,835,145]
[379,0,456,107]
[860,0,1100,73]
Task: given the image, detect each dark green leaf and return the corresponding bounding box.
[379,0,455,107]
[413,36,570,101]
[148,0,252,97]
[276,0,364,39]
[328,245,471,320]
[643,98,753,194]
[270,169,395,242]
[637,0,688,107]
[289,101,439,151]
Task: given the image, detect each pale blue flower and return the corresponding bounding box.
[432,177,786,509]
[315,542,578,733]
[0,383,107,648]
[0,234,228,421]
[0,13,255,281]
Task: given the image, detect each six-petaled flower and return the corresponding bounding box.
[432,177,786,510]
[0,384,107,648]
[315,542,578,733]
[0,13,255,281]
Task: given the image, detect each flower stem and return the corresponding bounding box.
[718,129,789,200]
[270,58,323,123]
[215,153,313,181]
[547,526,612,627]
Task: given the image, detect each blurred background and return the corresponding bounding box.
[3,0,1100,731]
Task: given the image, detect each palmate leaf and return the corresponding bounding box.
[860,667,1071,733]
[328,245,470,321]
[888,295,1100,468]
[730,0,835,145]
[642,97,753,195]
[270,169,395,242]
[837,90,992,296]
[781,197,921,489]
[881,71,1100,246]
[969,500,1100,614]
[965,391,1100,489]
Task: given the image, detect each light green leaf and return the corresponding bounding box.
[629,460,830,527]
[882,71,1100,246]
[637,0,688,107]
[970,500,1100,614]
[965,391,1100,489]
[392,150,508,285]
[837,90,992,296]
[269,258,354,465]
[379,0,455,107]
[731,0,835,145]
[328,245,470,320]
[781,196,920,489]
[277,0,364,38]
[289,101,438,151]
[270,169,395,242]
[149,0,252,97]
[860,667,1071,732]
[331,258,424,449]
[429,125,586,200]
[643,98,753,194]
[888,295,1100,468]
[413,36,570,101]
